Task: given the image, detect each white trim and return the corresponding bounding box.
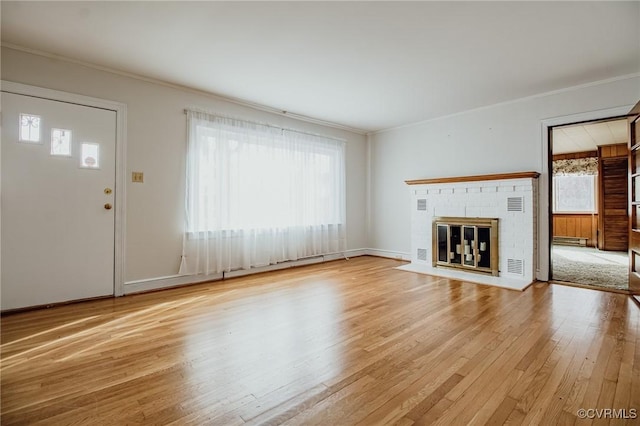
[538,104,633,282]
[124,248,368,294]
[373,73,640,135]
[2,43,367,136]
[124,272,224,295]
[365,134,373,238]
[223,256,326,279]
[365,248,412,261]
[1,80,128,297]
[323,249,368,261]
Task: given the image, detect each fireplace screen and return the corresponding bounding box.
[433,217,499,276]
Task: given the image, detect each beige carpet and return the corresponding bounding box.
[551,245,628,290]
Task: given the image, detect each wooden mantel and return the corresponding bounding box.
[405,171,540,186]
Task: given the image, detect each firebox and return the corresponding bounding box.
[433,217,499,276]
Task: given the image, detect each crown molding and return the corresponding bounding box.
[1,42,368,136]
[372,72,640,135]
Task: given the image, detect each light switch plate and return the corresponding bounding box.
[132,172,144,183]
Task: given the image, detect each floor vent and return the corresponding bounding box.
[417,248,427,261]
[507,258,524,275]
[417,199,427,211]
[507,197,524,212]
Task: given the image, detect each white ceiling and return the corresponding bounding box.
[552,119,628,154]
[1,1,639,133]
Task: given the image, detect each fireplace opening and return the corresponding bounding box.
[432,217,499,276]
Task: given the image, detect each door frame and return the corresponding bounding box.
[539,105,634,281]
[1,80,128,297]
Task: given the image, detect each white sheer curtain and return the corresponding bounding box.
[179,110,347,275]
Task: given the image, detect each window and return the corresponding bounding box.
[553,174,596,213]
[51,128,72,156]
[80,143,100,168]
[19,113,41,143]
[180,111,346,275]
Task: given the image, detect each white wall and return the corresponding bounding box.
[1,47,368,283]
[369,75,640,280]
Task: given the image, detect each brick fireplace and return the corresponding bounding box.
[397,172,540,290]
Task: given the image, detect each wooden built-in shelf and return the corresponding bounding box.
[405,171,540,186]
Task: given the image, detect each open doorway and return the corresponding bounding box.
[550,117,629,291]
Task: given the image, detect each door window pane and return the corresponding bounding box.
[633,150,640,173]
[463,226,475,266]
[437,224,448,262]
[80,143,99,168]
[634,206,640,230]
[477,227,491,268]
[633,251,640,275]
[51,128,72,156]
[19,113,41,143]
[450,225,461,264]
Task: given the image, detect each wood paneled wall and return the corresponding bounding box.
[552,214,598,247]
[599,144,628,159]
[598,143,629,251]
[552,151,597,161]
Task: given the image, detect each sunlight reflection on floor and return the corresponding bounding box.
[184,282,343,408]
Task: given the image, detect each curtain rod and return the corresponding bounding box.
[184,108,347,143]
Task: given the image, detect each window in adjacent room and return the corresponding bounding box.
[552,174,597,213]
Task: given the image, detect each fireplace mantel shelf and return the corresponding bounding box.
[405,171,540,186]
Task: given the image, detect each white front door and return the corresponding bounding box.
[1,92,117,310]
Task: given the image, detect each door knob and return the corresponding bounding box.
[104,203,112,210]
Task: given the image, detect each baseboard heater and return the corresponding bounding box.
[553,236,587,247]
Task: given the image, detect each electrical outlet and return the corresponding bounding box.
[132,172,144,183]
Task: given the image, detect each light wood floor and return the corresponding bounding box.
[2,256,639,425]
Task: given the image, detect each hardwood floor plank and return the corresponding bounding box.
[519,325,590,424]
[403,372,465,422]
[484,396,518,426]
[466,369,523,425]
[537,327,599,425]
[610,336,635,426]
[2,257,639,425]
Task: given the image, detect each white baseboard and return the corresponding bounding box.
[123,248,369,295]
[223,256,325,279]
[325,248,368,260]
[364,248,412,261]
[123,272,223,294]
